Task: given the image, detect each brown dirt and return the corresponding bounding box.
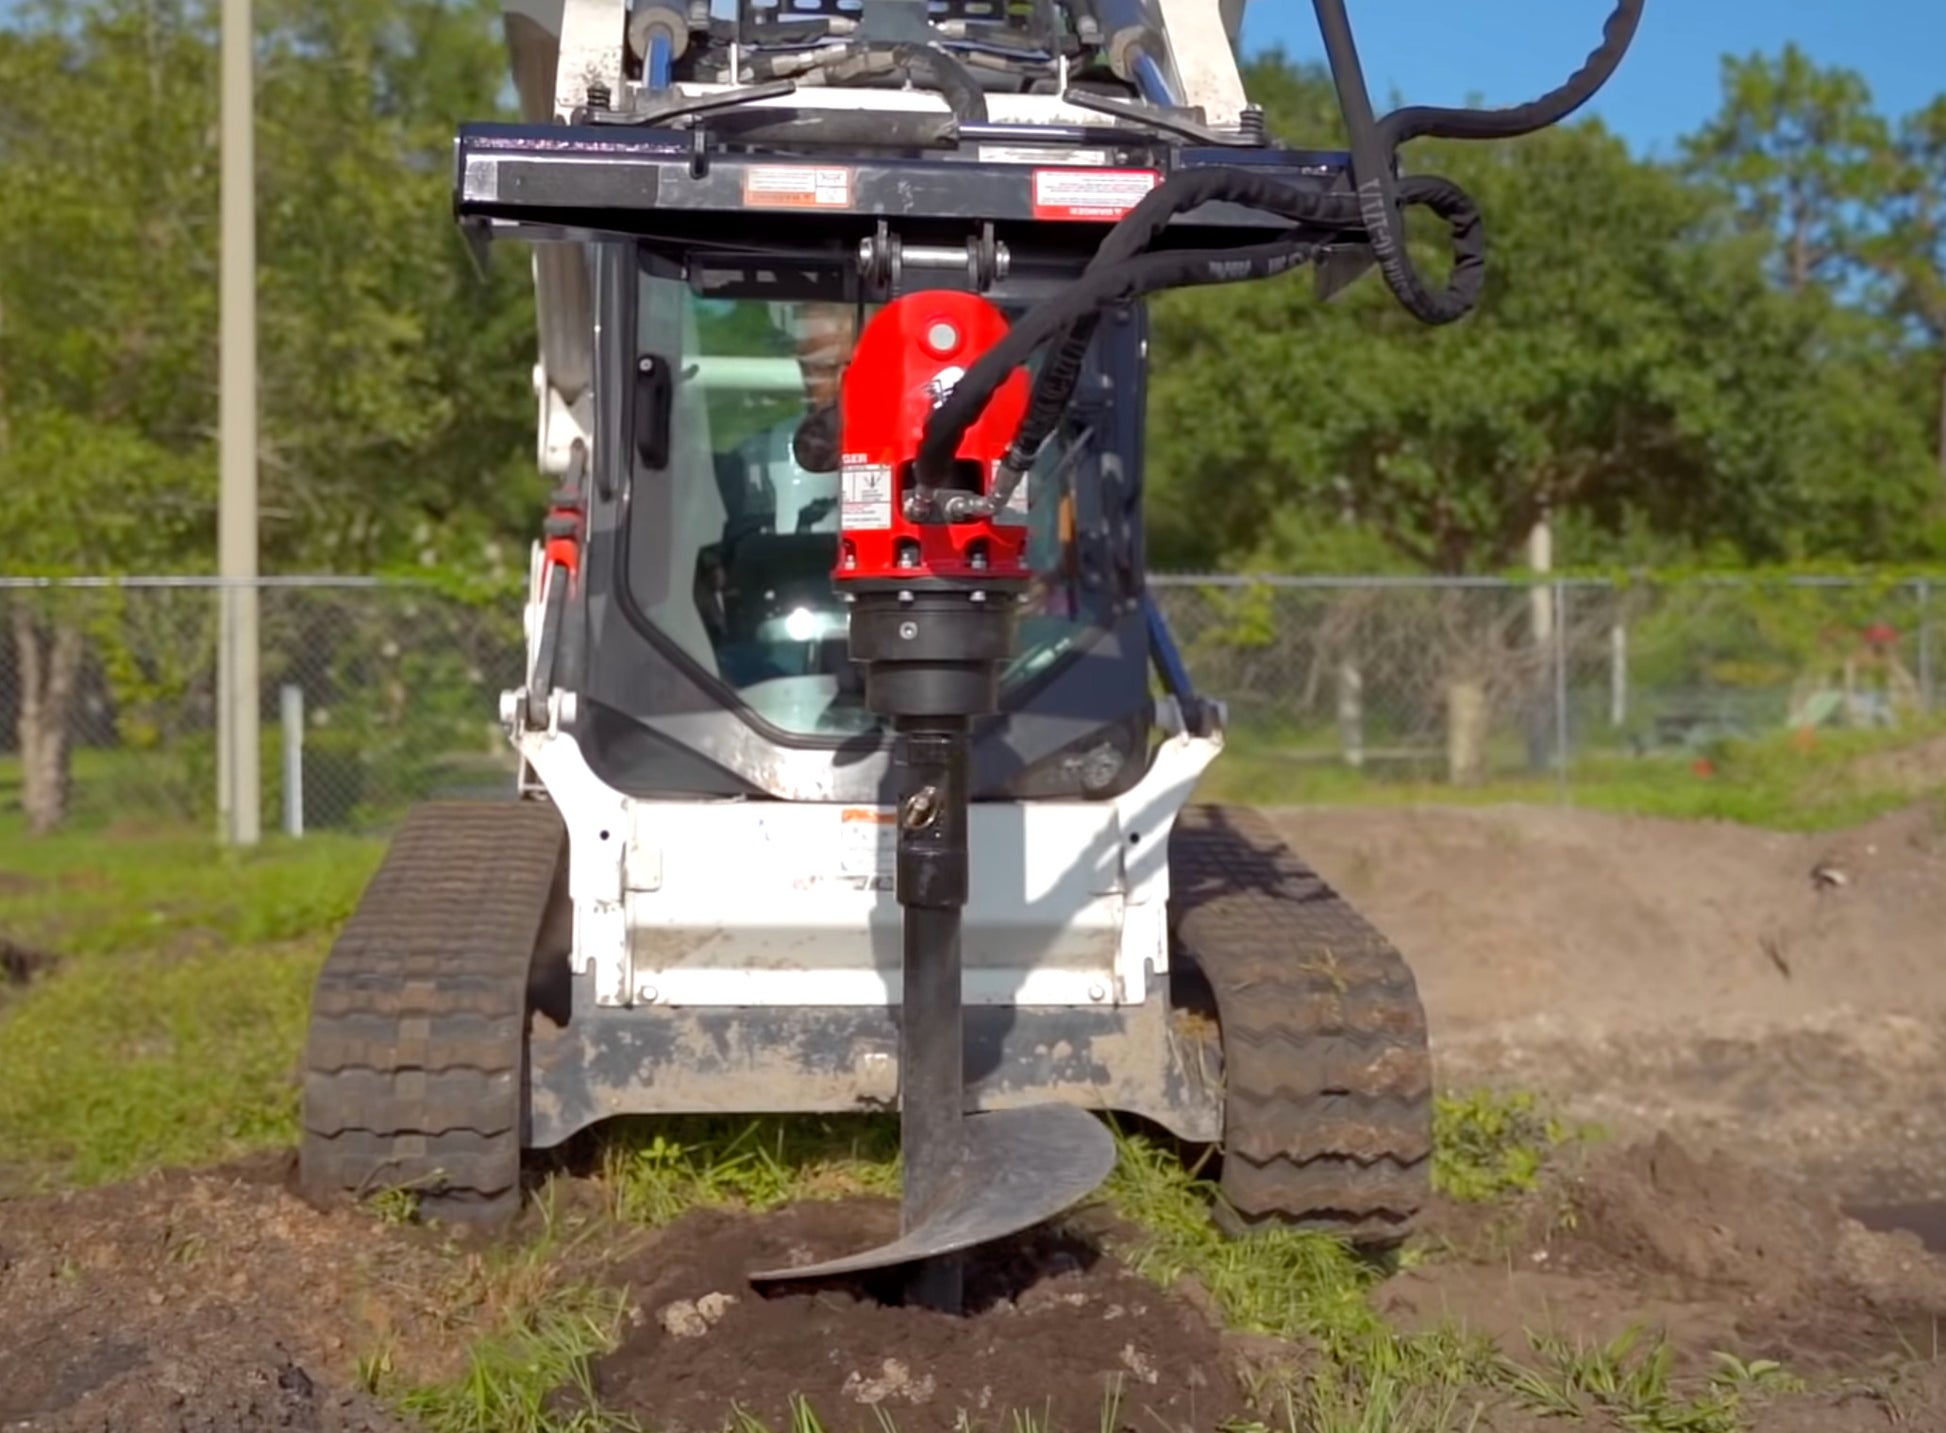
[585,1201,1246,1433]
[0,1153,562,1432]
[1268,800,1946,1199]
[1,935,57,986]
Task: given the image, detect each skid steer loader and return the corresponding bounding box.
[297,0,1643,1307]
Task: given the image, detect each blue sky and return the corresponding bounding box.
[1238,0,1945,160]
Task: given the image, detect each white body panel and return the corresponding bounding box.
[512,658,1222,1012]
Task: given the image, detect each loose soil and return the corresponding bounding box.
[588,1202,1241,1433]
[1267,800,1946,1201]
[8,798,1946,1431]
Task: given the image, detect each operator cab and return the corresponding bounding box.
[573,243,1158,805]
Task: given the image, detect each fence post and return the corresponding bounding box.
[280,683,304,839]
[1553,580,1570,800]
[1337,659,1365,768]
[1920,579,1934,717]
[1609,616,1628,728]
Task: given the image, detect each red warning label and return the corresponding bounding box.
[1030,167,1161,220]
[741,164,855,209]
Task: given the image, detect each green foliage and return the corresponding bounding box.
[596,1114,901,1226]
[0,0,538,582]
[1432,1090,1588,1205]
[1498,1326,1805,1431]
[1145,52,1946,580]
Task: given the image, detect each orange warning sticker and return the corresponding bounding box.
[1030,167,1160,220]
[742,164,855,209]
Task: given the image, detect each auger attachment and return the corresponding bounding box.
[746,292,1118,1310]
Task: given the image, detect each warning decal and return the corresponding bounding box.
[841,462,894,530]
[742,164,854,209]
[1031,168,1160,220]
[839,807,897,881]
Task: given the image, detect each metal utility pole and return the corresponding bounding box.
[217,0,261,846]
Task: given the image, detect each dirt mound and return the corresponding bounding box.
[1270,801,1946,1199]
[1389,1131,1946,1388]
[5,1137,1946,1431]
[0,1156,449,1432]
[587,1200,1243,1433]
[1272,800,1946,1038]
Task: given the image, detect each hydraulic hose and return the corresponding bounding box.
[1311,0,1645,324]
[916,0,1642,493]
[1376,0,1645,147]
[923,166,1482,496]
[918,234,1322,499]
[918,172,1387,494]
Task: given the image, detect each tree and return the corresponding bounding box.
[1864,96,1946,496]
[1145,52,1941,578]
[0,0,534,833]
[0,0,219,833]
[1681,44,1894,293]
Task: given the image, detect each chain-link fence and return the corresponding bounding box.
[2,573,1941,837]
[0,578,526,838]
[1156,573,1942,790]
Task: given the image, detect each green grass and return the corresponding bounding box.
[0,816,383,1189]
[1432,1089,1601,1205]
[0,813,383,957]
[1195,718,1946,832]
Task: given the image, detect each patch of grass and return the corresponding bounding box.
[395,1282,640,1433]
[1497,1327,1805,1431]
[0,817,382,957]
[0,820,382,1190]
[0,937,330,1189]
[595,1114,901,1226]
[1432,1088,1599,1205]
[1102,1132,1389,1353]
[373,1182,651,1433]
[1194,720,1946,833]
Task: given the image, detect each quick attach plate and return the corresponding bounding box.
[452,122,1353,255]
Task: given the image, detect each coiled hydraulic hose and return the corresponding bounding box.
[915,167,1481,500]
[915,0,1645,496]
[1314,0,1645,325]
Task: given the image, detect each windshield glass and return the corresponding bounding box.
[627,265,1106,738]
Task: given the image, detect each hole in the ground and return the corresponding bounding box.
[1,937,59,988]
[1846,1200,1946,1255]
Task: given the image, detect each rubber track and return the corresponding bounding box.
[297,799,566,1220]
[1168,803,1433,1245]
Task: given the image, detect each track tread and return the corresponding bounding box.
[1169,802,1433,1245]
[297,799,565,1221]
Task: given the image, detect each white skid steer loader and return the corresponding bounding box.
[295,0,1643,1308]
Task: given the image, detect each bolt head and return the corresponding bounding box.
[898,621,919,640]
[922,319,961,357]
